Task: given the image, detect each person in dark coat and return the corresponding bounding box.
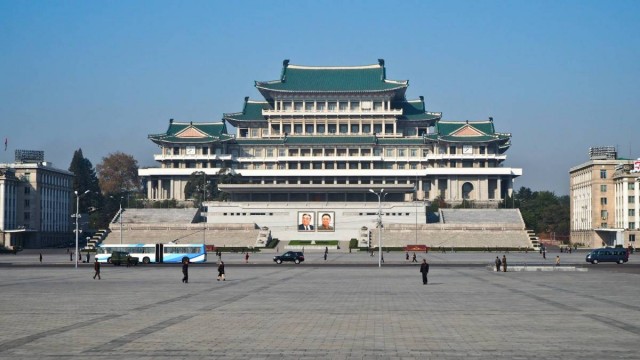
[39,253,42,263]
[93,259,101,280]
[495,256,501,272]
[217,261,225,281]
[182,260,189,283]
[502,255,507,272]
[412,253,417,263]
[420,259,429,285]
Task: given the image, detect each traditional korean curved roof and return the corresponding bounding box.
[223,98,269,125]
[148,120,233,145]
[426,120,512,151]
[255,59,408,99]
[396,98,441,122]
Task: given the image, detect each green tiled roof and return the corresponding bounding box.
[425,119,512,148]
[256,60,408,95]
[396,99,441,122]
[148,121,233,144]
[223,98,270,124]
[436,120,495,136]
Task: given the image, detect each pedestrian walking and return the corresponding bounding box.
[70,252,73,261]
[182,259,189,283]
[217,261,225,281]
[555,255,560,268]
[412,252,417,263]
[324,246,328,255]
[420,259,429,285]
[502,255,507,272]
[495,256,501,272]
[39,253,42,263]
[245,253,250,263]
[86,252,90,263]
[324,252,327,261]
[543,249,546,259]
[406,252,409,261]
[93,259,101,280]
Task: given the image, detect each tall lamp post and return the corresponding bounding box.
[196,171,207,243]
[369,188,385,268]
[74,190,90,269]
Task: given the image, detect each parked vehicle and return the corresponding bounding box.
[108,251,139,266]
[585,247,629,264]
[273,251,305,264]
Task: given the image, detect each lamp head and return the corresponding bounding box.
[369,189,375,194]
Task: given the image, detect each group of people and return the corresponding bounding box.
[495,255,508,272]
[182,260,225,283]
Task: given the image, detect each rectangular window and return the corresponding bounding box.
[601,210,608,219]
[629,196,636,204]
[373,124,382,134]
[351,124,359,133]
[350,101,359,111]
[254,149,263,157]
[328,124,337,134]
[339,102,348,111]
[305,124,314,134]
[629,222,636,230]
[479,146,486,154]
[373,102,383,111]
[630,234,636,242]
[600,170,607,179]
[305,102,313,111]
[601,223,608,228]
[629,183,635,190]
[630,209,635,216]
[451,160,457,167]
[24,212,30,221]
[600,197,607,205]
[283,124,291,134]
[385,148,394,157]
[449,146,456,154]
[294,102,303,111]
[362,124,371,134]
[294,124,302,134]
[600,185,607,192]
[317,102,325,111]
[410,149,418,157]
[24,187,30,195]
[24,199,30,207]
[328,102,337,111]
[283,102,292,111]
[373,148,382,156]
[266,149,274,157]
[339,124,348,134]
[398,148,406,157]
[278,148,286,157]
[317,124,325,134]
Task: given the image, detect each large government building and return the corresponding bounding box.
[138,60,523,243]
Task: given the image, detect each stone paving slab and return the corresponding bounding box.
[0,257,639,359]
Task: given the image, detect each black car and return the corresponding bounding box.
[273,251,305,264]
[109,251,139,266]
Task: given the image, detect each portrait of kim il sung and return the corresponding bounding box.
[298,212,314,231]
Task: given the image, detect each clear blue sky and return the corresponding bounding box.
[2,0,639,195]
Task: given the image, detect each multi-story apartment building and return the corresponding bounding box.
[0,153,75,249]
[570,146,640,248]
[140,60,522,206]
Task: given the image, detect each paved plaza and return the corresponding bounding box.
[1,250,639,359]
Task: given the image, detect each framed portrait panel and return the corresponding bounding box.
[297,212,314,231]
[317,211,335,232]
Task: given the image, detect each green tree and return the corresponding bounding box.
[68,149,103,227]
[515,187,570,237]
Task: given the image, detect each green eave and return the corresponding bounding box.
[436,120,496,136]
[396,99,441,122]
[376,138,425,145]
[223,100,269,123]
[255,63,407,93]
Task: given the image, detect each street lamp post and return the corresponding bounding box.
[369,188,385,268]
[74,190,90,269]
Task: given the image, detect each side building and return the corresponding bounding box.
[0,152,75,249]
[570,146,640,248]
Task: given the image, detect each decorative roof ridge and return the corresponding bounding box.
[439,120,493,124]
[287,64,382,70]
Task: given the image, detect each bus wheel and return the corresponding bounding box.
[107,257,112,264]
[143,257,150,264]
